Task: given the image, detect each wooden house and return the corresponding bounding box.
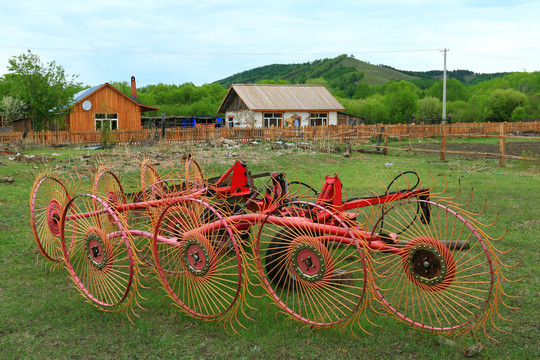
[217,84,345,128]
[67,76,157,132]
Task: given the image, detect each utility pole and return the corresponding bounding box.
[441,48,449,123]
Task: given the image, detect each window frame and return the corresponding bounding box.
[263,112,283,127]
[309,112,328,126]
[94,113,118,131]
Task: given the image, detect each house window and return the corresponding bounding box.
[310,113,328,126]
[95,113,118,130]
[264,112,282,127]
[228,116,234,128]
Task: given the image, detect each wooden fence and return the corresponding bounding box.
[1,121,539,146]
[422,123,538,165]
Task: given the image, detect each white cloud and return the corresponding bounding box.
[0,0,538,85]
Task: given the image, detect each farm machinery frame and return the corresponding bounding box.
[29,157,516,341]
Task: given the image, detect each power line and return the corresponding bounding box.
[353,48,441,54]
[0,45,442,56]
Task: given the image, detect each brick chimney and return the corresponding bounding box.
[130,76,138,101]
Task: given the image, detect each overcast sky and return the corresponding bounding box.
[1,0,538,87]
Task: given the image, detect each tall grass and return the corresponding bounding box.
[0,141,538,359]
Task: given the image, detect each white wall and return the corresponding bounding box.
[225,110,338,127]
[328,112,338,126]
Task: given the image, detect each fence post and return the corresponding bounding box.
[161,113,166,140]
[440,124,447,161]
[376,126,384,151]
[499,123,506,166]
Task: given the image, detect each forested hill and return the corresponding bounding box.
[216,54,417,95]
[216,54,511,95]
[383,66,511,85]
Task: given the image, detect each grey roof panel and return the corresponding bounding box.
[69,83,157,112]
[219,84,345,113]
[70,85,103,106]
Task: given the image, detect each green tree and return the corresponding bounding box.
[255,79,291,85]
[0,95,26,123]
[383,81,419,123]
[305,78,328,87]
[338,97,362,116]
[5,50,81,130]
[418,96,441,119]
[511,106,527,122]
[109,81,130,95]
[447,100,478,123]
[353,83,374,99]
[357,94,387,124]
[484,89,528,122]
[426,78,468,102]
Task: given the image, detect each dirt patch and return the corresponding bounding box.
[412,141,540,158]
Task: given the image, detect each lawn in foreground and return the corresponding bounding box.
[0,141,538,359]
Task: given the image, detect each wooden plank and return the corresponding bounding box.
[440,124,447,161]
[500,123,506,166]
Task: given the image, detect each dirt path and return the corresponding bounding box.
[411,141,540,157]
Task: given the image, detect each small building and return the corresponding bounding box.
[5,116,31,132]
[337,112,367,125]
[217,84,345,128]
[141,115,223,129]
[67,76,157,132]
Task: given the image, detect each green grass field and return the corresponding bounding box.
[0,140,538,359]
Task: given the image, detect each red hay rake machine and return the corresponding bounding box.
[30,157,517,341]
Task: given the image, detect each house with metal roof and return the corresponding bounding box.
[67,76,157,132]
[217,84,345,128]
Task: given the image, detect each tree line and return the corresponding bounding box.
[337,72,539,124]
[0,51,538,131]
[93,70,540,125]
[109,81,228,119]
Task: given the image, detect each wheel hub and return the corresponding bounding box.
[85,232,108,270]
[47,200,62,237]
[292,244,326,282]
[182,238,211,276]
[106,191,119,207]
[406,243,448,286]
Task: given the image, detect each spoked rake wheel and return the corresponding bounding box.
[141,161,199,201]
[141,161,166,201]
[255,201,367,327]
[185,158,204,185]
[370,199,494,333]
[61,194,135,308]
[153,198,242,320]
[94,167,158,270]
[94,169,127,223]
[30,176,71,262]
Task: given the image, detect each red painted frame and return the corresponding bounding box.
[65,161,430,256]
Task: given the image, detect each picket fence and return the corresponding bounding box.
[0,122,539,146]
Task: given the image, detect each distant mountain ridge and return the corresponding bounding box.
[216,54,510,93]
[216,54,417,89]
[383,66,511,85]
